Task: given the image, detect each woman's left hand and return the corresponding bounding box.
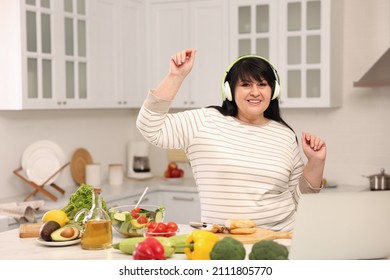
[301,132,327,162]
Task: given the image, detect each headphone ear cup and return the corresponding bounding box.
[272,80,281,100]
[223,81,233,101]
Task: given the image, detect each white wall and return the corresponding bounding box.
[0,109,140,199]
[1,0,389,201]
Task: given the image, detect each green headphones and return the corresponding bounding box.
[221,54,281,102]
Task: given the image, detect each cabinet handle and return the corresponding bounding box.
[118,101,122,105]
[123,101,127,105]
[133,197,149,204]
[172,196,194,201]
[190,101,194,105]
[63,101,67,105]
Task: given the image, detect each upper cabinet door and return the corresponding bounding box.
[230,0,343,108]
[0,0,90,110]
[89,0,145,108]
[149,1,190,108]
[148,0,229,108]
[0,0,145,110]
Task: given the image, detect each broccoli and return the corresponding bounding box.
[249,240,289,260]
[61,184,108,219]
[210,237,246,260]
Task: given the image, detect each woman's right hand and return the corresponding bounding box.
[169,49,196,78]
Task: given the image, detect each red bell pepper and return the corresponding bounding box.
[133,237,166,260]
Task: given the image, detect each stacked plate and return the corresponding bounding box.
[21,140,66,186]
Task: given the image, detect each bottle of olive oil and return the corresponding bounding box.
[80,187,112,250]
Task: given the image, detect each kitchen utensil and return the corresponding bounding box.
[21,140,66,186]
[214,228,292,244]
[70,148,93,184]
[363,168,390,191]
[21,140,66,170]
[189,221,208,228]
[134,187,149,209]
[85,163,101,187]
[108,164,123,185]
[110,204,165,237]
[127,141,153,179]
[36,237,81,247]
[25,152,61,186]
[19,223,42,238]
[189,221,292,244]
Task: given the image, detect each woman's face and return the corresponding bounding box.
[234,77,272,125]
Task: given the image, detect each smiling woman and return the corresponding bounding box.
[136,49,326,232]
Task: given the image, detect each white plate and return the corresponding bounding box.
[21,140,66,170]
[25,151,61,185]
[21,140,66,185]
[36,237,81,247]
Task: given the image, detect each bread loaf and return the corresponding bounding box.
[225,219,256,229]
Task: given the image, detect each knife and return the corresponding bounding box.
[189,221,208,228]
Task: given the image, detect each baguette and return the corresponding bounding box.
[225,219,256,230]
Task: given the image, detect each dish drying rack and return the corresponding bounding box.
[13,162,70,202]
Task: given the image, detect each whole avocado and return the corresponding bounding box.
[249,240,289,260]
[40,221,61,241]
[210,237,246,260]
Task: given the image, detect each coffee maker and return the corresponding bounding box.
[127,140,153,179]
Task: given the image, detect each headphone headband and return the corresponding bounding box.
[221,55,281,101]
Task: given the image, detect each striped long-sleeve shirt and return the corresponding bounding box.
[137,92,316,232]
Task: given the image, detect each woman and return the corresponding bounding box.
[136,49,326,231]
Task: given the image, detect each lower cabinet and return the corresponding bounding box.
[161,191,201,224]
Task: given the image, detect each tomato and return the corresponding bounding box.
[168,162,178,171]
[147,221,157,230]
[154,222,167,233]
[166,221,178,232]
[170,169,181,178]
[131,207,141,219]
[137,216,148,224]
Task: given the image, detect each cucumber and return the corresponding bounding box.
[113,236,175,257]
[119,221,130,233]
[169,234,189,253]
[113,212,126,222]
[155,210,164,223]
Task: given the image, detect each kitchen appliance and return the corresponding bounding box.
[127,141,153,179]
[289,191,390,260]
[363,168,390,191]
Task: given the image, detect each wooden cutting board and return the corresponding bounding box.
[19,223,43,238]
[214,228,292,244]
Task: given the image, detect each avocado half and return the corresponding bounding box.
[50,226,80,241]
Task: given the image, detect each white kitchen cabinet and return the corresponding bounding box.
[229,0,343,108]
[0,0,145,110]
[148,0,229,108]
[0,0,91,110]
[161,191,200,224]
[88,0,147,108]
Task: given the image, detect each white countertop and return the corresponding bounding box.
[1,177,198,230]
[0,224,291,260]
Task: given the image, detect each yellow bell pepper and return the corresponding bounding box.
[185,230,220,260]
